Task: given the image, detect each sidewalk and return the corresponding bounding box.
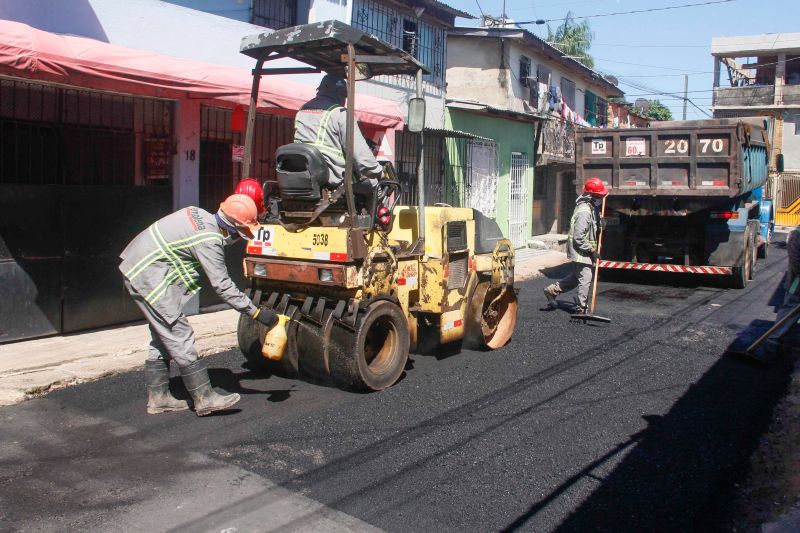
[0,250,568,406]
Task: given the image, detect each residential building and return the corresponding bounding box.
[0,0,403,341]
[711,32,800,226]
[446,26,624,241]
[164,0,478,206]
[608,100,650,129]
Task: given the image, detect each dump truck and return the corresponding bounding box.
[234,21,518,391]
[575,118,774,288]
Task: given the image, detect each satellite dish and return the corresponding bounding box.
[604,75,619,86]
[635,98,651,112]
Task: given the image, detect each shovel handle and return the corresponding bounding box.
[589,196,606,316]
[745,301,800,353]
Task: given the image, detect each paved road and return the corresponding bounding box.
[0,241,794,532]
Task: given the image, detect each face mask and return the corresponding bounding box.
[222,229,240,246]
[593,197,603,207]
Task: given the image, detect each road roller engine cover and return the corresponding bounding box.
[236,21,518,391]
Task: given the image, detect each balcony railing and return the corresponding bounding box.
[713,85,774,107]
[540,118,575,162]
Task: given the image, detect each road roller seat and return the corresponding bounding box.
[275,143,329,201]
[275,143,380,221]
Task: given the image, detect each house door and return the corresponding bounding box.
[509,152,529,248]
[465,140,498,217]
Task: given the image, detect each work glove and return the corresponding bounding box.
[598,218,607,230]
[251,307,278,329]
[590,250,600,263]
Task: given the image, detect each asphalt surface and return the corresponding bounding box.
[0,240,795,533]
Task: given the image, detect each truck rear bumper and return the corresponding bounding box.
[599,260,732,275]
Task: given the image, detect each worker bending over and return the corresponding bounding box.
[120,194,278,416]
[543,177,609,314]
[294,74,385,200]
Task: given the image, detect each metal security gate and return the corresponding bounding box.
[509,152,529,248]
[395,129,445,205]
[466,140,498,217]
[0,78,174,341]
[775,172,800,227]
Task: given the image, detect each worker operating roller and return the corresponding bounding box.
[119,194,280,416]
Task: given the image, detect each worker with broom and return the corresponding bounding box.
[543,177,608,315]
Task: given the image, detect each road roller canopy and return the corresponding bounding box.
[239,19,430,77]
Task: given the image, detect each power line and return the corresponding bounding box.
[593,57,709,72]
[515,0,736,25]
[593,42,708,49]
[613,75,712,117]
[474,0,485,18]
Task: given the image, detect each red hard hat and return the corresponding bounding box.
[219,194,259,240]
[234,178,264,214]
[583,177,609,197]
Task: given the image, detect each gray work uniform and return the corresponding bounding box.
[119,207,257,367]
[293,94,383,189]
[549,195,599,310]
[770,225,800,343]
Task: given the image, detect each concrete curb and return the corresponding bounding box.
[0,311,241,406]
[0,251,569,406]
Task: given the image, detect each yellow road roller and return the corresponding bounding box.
[236,21,518,391]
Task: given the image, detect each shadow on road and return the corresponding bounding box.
[502,345,794,532]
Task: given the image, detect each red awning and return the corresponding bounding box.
[0,20,404,129]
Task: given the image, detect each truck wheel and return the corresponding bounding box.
[757,226,770,259]
[328,300,409,391]
[731,230,752,289]
[237,312,300,377]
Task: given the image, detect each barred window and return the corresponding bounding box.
[251,0,296,30]
[352,0,446,88]
[519,56,531,87]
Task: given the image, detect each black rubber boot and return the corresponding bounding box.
[179,360,240,417]
[145,360,189,414]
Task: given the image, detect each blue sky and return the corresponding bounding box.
[448,0,800,119]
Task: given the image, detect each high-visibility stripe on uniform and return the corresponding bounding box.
[298,104,345,161]
[150,224,199,292]
[145,269,182,304]
[125,231,223,280]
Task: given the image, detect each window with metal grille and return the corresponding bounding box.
[402,19,418,56]
[519,55,531,87]
[537,64,552,86]
[0,78,173,187]
[596,97,608,127]
[352,0,446,88]
[251,0,296,30]
[561,77,576,110]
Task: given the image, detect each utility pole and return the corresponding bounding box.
[682,74,688,120]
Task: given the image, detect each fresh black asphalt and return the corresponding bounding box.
[0,240,794,532]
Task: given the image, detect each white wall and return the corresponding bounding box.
[0,0,314,79]
[308,0,350,24]
[446,36,620,121]
[783,112,800,170]
[446,38,508,109]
